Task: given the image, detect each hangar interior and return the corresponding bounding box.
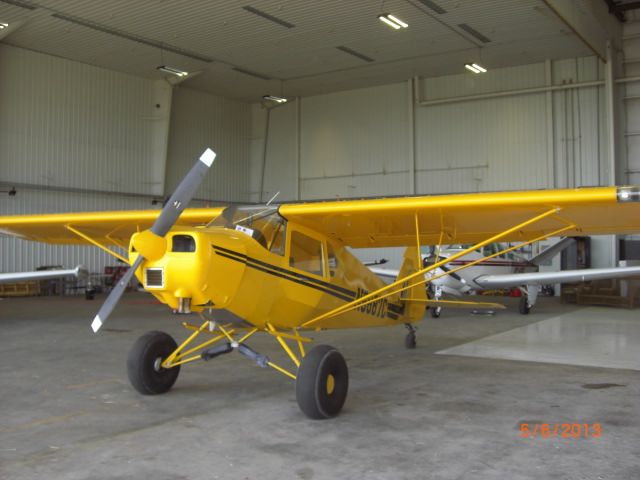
[1,1,640,479]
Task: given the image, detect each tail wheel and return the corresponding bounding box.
[519,296,531,315]
[127,331,180,395]
[430,306,442,318]
[296,345,348,419]
[405,331,417,349]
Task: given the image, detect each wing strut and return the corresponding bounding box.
[302,207,572,328]
[65,225,129,263]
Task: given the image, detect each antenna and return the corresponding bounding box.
[266,191,280,206]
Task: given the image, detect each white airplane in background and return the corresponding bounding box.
[370,238,640,316]
[0,265,87,283]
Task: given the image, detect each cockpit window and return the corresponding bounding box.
[172,235,196,252]
[210,205,287,253]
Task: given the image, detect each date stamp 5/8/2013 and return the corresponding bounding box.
[520,423,602,439]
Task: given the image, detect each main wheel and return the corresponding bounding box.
[127,331,180,395]
[518,296,531,315]
[430,306,442,318]
[296,345,348,419]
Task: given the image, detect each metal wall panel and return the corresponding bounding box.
[417,94,549,193]
[0,45,252,274]
[0,44,164,196]
[165,87,251,202]
[252,55,608,204]
[299,83,410,199]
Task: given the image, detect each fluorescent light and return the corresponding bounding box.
[378,15,400,29]
[472,63,487,73]
[378,14,408,29]
[0,23,8,29]
[465,64,481,73]
[157,65,188,77]
[262,95,288,103]
[387,15,408,28]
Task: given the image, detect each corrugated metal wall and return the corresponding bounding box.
[165,87,251,202]
[0,44,251,274]
[253,56,608,202]
[0,44,164,196]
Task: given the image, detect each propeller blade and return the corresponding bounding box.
[150,148,216,237]
[91,256,144,332]
[91,148,216,333]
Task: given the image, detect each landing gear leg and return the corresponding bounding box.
[404,323,417,349]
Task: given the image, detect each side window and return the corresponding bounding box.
[327,244,338,276]
[289,231,323,276]
[269,222,286,256]
[172,235,196,252]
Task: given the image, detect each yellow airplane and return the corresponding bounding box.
[2,148,640,419]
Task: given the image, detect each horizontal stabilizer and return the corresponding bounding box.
[369,266,399,279]
[475,265,640,288]
[530,237,575,266]
[404,298,506,310]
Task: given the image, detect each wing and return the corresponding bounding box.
[0,265,87,283]
[279,187,640,248]
[0,208,224,246]
[475,266,640,288]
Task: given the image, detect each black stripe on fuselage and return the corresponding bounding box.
[212,244,401,320]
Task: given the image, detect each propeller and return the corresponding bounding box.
[91,148,216,333]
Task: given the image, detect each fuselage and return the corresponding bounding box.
[129,206,408,331]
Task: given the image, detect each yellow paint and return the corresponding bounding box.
[131,230,167,261]
[327,374,335,395]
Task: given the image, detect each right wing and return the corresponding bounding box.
[0,208,224,246]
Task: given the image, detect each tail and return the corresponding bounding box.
[389,247,427,322]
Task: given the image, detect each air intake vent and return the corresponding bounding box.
[232,67,271,80]
[336,46,374,63]
[243,6,295,28]
[458,23,491,43]
[145,268,164,288]
[51,13,213,62]
[417,0,446,14]
[0,0,37,10]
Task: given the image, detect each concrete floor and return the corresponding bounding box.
[0,293,638,480]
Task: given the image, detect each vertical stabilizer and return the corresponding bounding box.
[392,247,427,322]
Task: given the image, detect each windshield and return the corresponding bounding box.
[210,205,286,254]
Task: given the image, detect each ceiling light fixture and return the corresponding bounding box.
[157,65,188,77]
[378,14,408,29]
[262,95,288,104]
[465,63,487,74]
[0,22,8,29]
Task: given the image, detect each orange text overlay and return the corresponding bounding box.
[520,423,602,439]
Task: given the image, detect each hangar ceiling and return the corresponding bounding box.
[0,0,617,101]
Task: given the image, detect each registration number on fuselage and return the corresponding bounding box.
[355,287,388,318]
